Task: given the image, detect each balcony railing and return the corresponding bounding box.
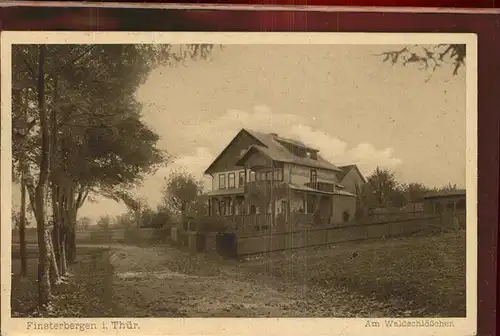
[304,182,335,192]
[244,180,288,194]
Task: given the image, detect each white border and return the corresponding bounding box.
[1,32,478,336]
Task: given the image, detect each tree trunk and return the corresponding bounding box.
[65,202,77,264]
[59,230,68,275]
[35,44,52,306]
[35,199,51,306]
[51,225,61,272]
[51,185,61,269]
[19,176,27,277]
[47,228,60,286]
[14,84,28,277]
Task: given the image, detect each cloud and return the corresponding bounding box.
[143,105,402,197]
[12,105,403,219]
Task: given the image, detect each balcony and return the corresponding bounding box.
[244,180,289,195]
[304,182,335,193]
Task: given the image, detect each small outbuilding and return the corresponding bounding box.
[423,189,466,228]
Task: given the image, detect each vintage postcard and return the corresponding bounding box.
[1,31,477,336]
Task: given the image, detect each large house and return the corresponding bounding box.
[204,129,363,229]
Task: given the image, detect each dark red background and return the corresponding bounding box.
[0,3,498,336]
[4,0,499,7]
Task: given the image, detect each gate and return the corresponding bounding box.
[216,232,237,258]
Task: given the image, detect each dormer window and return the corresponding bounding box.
[306,151,311,158]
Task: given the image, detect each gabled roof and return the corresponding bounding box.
[336,165,367,183]
[204,129,267,175]
[237,129,341,172]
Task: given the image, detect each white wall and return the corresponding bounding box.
[340,168,364,195]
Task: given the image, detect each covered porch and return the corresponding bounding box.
[205,188,248,217]
[203,183,356,234]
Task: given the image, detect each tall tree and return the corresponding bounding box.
[25,44,53,306]
[366,167,398,208]
[163,169,204,218]
[11,43,216,307]
[403,182,430,203]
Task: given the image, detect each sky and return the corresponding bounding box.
[12,44,467,223]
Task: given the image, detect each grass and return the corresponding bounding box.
[10,229,467,318]
[242,229,466,317]
[11,246,122,317]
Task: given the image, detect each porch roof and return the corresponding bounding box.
[204,187,245,197]
[289,183,357,197]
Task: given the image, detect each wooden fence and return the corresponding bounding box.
[235,215,441,256]
[203,211,425,236]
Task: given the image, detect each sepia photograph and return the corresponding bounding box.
[1,32,477,335]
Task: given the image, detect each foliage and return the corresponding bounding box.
[354,183,379,219]
[388,185,408,209]
[114,213,135,229]
[366,167,398,208]
[96,215,111,230]
[401,183,430,203]
[162,169,204,216]
[377,44,466,76]
[436,183,460,192]
[12,210,21,230]
[76,217,92,231]
[11,43,216,306]
[138,206,172,229]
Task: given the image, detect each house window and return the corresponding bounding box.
[239,171,245,187]
[228,173,235,188]
[266,171,273,181]
[273,168,283,181]
[250,171,256,182]
[456,199,466,210]
[260,172,267,181]
[219,174,226,189]
[310,169,317,187]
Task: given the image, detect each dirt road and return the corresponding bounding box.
[107,245,312,317]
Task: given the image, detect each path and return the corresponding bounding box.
[106,244,314,317]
